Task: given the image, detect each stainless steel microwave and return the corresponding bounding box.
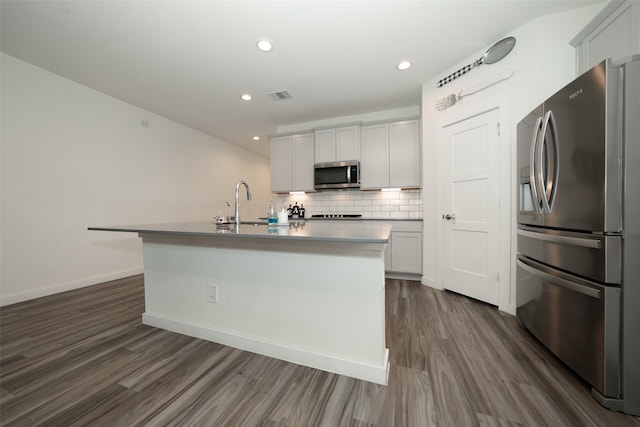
[314,160,360,190]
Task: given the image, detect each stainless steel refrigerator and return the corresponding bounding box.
[516,55,639,415]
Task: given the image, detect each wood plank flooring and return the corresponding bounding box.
[1,275,639,426]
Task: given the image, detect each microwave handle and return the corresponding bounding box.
[347,166,351,182]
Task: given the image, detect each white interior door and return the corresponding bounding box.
[438,109,500,305]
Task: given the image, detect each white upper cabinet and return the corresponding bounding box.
[361,119,421,189]
[571,0,640,74]
[271,136,292,193]
[360,124,390,189]
[291,134,315,191]
[390,120,421,188]
[314,125,360,163]
[336,126,361,161]
[270,133,314,193]
[314,129,335,163]
[272,119,420,192]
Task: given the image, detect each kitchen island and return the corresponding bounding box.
[89,220,391,384]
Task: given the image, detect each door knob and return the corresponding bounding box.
[442,213,456,220]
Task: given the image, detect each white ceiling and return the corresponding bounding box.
[1,0,601,157]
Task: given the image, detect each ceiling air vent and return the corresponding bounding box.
[268,90,293,101]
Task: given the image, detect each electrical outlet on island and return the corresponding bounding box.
[207,284,218,303]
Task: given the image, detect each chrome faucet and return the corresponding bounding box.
[234,180,252,227]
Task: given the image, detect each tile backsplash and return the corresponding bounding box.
[276,189,422,219]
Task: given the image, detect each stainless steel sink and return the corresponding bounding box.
[211,221,267,227]
[241,221,268,226]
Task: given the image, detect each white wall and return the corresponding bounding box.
[0,53,272,306]
[421,3,605,312]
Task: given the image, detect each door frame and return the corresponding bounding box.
[435,96,514,314]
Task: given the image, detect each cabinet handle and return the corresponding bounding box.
[442,213,456,220]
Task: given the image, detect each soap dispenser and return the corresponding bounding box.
[268,201,277,224]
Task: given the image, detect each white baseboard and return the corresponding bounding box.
[143,312,390,385]
[386,272,422,281]
[501,304,517,316]
[0,267,144,307]
[421,276,442,289]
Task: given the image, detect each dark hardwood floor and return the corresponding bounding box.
[1,275,639,426]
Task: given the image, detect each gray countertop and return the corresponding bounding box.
[89,220,392,244]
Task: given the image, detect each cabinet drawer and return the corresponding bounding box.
[391,221,422,233]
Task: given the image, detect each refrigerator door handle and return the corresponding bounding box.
[517,257,601,299]
[529,116,543,213]
[538,110,559,213]
[543,110,560,211]
[534,116,547,213]
[517,228,602,249]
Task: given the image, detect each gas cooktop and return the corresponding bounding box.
[310,214,363,219]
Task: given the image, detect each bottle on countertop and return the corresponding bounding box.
[277,202,289,224]
[287,204,293,218]
[291,202,300,219]
[300,204,306,219]
[267,200,277,224]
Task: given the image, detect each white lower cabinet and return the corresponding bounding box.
[390,232,422,275]
[380,221,422,277]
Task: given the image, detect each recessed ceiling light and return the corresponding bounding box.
[257,40,273,52]
[252,136,260,141]
[241,94,252,101]
[397,61,412,71]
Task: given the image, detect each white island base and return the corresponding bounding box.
[137,228,389,385]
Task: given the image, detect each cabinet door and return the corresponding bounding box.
[390,232,422,274]
[384,239,392,271]
[575,1,640,73]
[390,120,420,188]
[292,133,315,191]
[361,124,389,189]
[336,126,361,161]
[271,136,292,192]
[314,129,336,163]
